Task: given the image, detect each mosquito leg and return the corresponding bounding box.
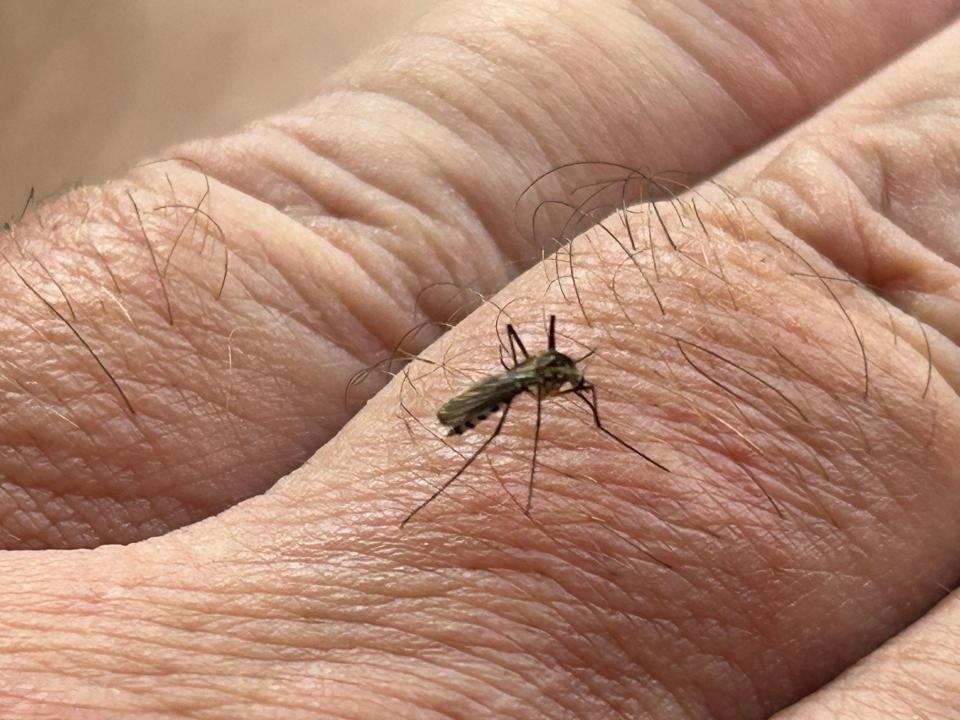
[506,324,529,361]
[500,323,527,371]
[525,385,543,515]
[401,401,512,527]
[573,384,669,472]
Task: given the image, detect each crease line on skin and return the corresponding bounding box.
[144,150,446,344]
[214,203,409,372]
[655,0,804,127]
[263,107,471,249]
[740,181,953,397]
[335,34,552,218]
[813,138,960,275]
[622,11,748,154]
[406,26,583,162]
[526,8,682,159]
[249,123,499,323]
[400,30,554,181]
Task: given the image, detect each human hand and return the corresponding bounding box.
[2,2,959,717]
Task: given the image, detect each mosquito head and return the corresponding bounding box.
[535,349,583,395]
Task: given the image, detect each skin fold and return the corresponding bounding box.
[0,1,959,718]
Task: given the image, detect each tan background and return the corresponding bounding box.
[0,0,438,219]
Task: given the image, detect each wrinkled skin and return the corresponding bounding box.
[2,2,960,718]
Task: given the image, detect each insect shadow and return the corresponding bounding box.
[401,315,669,526]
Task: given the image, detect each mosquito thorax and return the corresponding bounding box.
[533,350,583,393]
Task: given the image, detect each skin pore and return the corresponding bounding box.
[1,1,960,718]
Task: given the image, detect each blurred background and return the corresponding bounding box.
[0,0,438,219]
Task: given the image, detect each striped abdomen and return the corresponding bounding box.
[436,369,534,435]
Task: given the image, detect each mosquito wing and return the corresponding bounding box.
[437,367,536,432]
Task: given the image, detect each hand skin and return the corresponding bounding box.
[1,1,960,718]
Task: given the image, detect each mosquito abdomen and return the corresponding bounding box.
[446,401,505,435]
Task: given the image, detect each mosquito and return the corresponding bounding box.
[401,315,669,526]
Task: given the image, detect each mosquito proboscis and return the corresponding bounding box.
[401,315,668,526]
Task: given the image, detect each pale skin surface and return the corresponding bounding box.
[1,0,960,717]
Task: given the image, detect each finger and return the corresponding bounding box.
[3,0,956,550]
[2,23,960,719]
[731,20,960,352]
[773,592,960,719]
